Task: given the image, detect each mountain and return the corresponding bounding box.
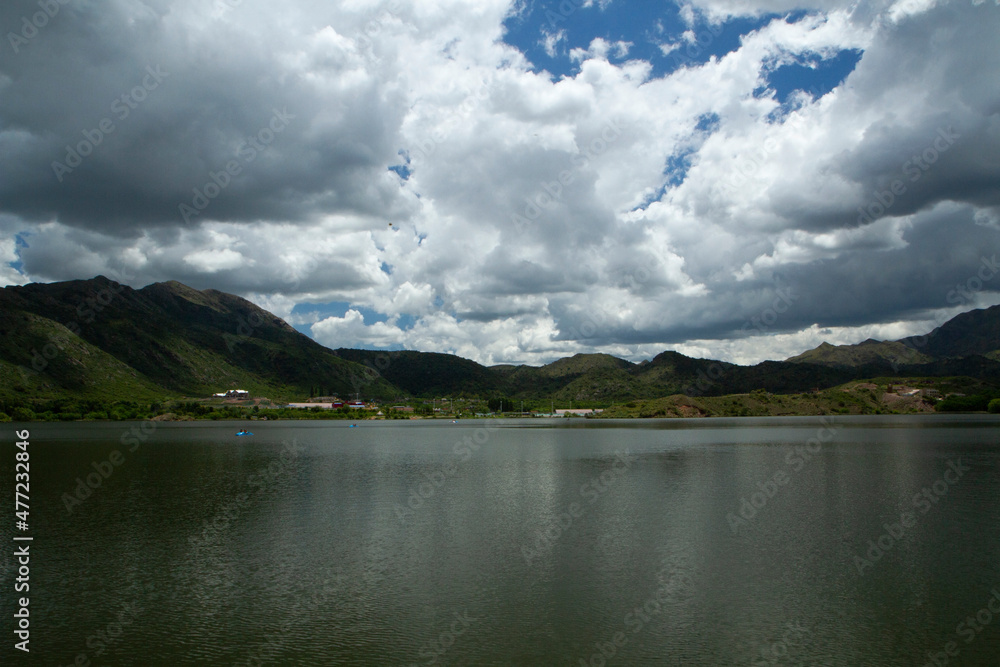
[334,349,504,397]
[787,339,934,369]
[0,276,396,402]
[343,310,1000,401]
[789,305,1000,369]
[1,277,998,409]
[899,305,1000,359]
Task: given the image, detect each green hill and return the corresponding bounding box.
[790,305,1000,369]
[788,339,934,368]
[899,305,1000,359]
[0,276,396,404]
[333,349,502,397]
[2,277,998,414]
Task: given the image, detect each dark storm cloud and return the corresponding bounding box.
[2,0,999,365]
[771,1,1000,233]
[0,0,408,233]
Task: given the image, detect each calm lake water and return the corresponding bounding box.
[2,416,999,666]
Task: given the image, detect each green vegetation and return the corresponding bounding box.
[937,392,1000,412]
[0,276,396,406]
[5,375,997,422]
[2,278,999,421]
[598,377,1000,419]
[0,396,384,422]
[787,339,933,368]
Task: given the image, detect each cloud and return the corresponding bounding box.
[2,0,999,366]
[183,248,247,274]
[540,29,567,57]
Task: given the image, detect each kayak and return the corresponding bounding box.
[236,432,254,436]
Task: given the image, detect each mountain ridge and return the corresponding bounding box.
[1,277,998,406]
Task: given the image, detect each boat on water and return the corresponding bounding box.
[236,430,253,436]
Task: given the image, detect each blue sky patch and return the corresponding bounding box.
[663,148,695,188]
[502,1,773,80]
[766,48,862,104]
[292,301,386,324]
[389,150,411,180]
[10,233,28,272]
[291,300,416,341]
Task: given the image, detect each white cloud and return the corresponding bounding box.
[3,0,999,367]
[184,249,247,273]
[540,29,567,57]
[0,236,27,287]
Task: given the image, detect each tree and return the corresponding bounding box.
[988,398,1000,414]
[487,396,512,413]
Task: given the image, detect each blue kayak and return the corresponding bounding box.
[236,432,253,436]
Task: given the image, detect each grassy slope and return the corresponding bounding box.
[0,310,170,402]
[598,376,999,418]
[788,339,934,368]
[0,277,397,403]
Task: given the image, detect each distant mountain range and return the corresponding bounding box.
[1,276,998,404]
[787,306,1000,368]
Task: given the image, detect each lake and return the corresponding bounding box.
[2,415,999,665]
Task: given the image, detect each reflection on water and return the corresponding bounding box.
[1,416,999,665]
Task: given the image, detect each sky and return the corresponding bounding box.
[1,0,999,366]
